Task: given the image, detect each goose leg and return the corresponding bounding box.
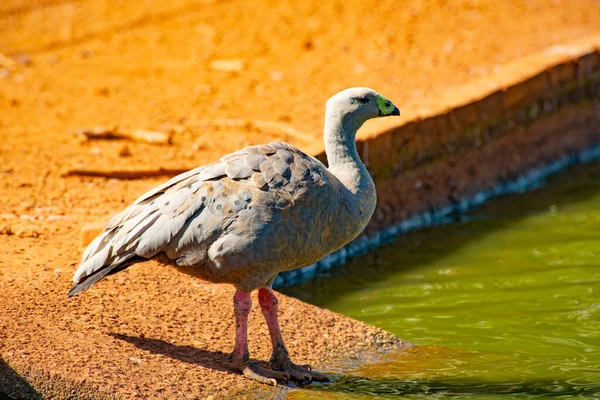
[229,291,289,385]
[258,288,329,382]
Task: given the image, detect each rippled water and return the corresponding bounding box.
[283,161,600,399]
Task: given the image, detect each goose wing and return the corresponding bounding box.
[69,142,329,295]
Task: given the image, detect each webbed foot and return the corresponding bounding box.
[269,348,329,383]
[229,354,289,386]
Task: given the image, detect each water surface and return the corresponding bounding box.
[284,161,600,399]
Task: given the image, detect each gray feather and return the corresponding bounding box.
[226,160,254,179]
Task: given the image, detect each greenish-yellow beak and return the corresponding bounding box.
[376,96,401,116]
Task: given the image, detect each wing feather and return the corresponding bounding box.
[70,141,332,294]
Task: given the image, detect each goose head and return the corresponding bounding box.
[325,87,400,129]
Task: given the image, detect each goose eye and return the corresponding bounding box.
[356,97,369,104]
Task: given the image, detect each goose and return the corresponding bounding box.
[68,87,400,385]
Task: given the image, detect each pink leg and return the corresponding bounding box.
[232,291,251,362]
[258,288,329,382]
[257,287,284,349]
[229,290,288,385]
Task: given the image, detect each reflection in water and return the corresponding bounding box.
[283,161,600,399]
[306,375,600,397]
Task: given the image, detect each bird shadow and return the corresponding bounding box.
[109,333,282,379]
[110,333,236,374]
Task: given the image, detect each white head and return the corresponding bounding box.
[325,87,400,129]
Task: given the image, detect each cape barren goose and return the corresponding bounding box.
[69,87,400,385]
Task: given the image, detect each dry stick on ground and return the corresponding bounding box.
[64,119,313,179]
[62,168,191,179]
[74,126,172,145]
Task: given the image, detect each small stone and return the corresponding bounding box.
[270,71,283,81]
[0,54,16,69]
[48,54,60,65]
[193,137,207,151]
[95,87,110,96]
[118,145,132,157]
[442,41,454,53]
[78,49,92,59]
[16,227,40,238]
[194,84,213,94]
[353,63,366,74]
[209,59,244,72]
[14,54,32,67]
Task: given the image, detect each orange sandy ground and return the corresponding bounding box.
[1,0,600,398]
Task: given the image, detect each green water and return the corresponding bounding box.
[283,161,600,399]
